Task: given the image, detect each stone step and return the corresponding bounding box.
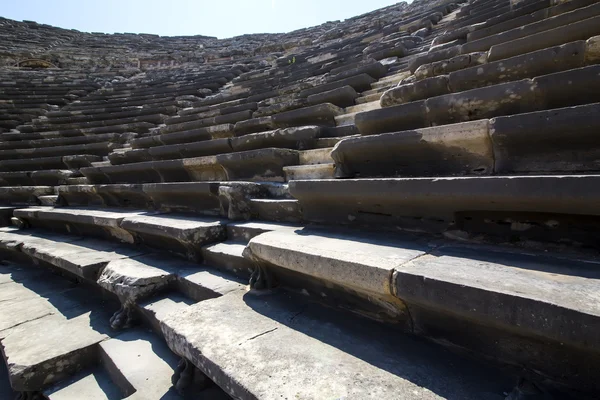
[345,100,381,114]
[98,329,185,399]
[283,163,335,181]
[357,65,600,135]
[249,198,303,223]
[355,92,381,104]
[289,174,600,246]
[160,289,515,400]
[334,103,600,178]
[45,367,123,400]
[225,221,302,242]
[0,169,75,186]
[386,37,600,107]
[201,241,254,279]
[298,147,333,165]
[0,257,118,394]
[334,112,357,127]
[13,207,228,261]
[243,227,600,393]
[315,136,357,148]
[0,186,55,206]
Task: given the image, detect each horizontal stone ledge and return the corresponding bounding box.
[0,169,74,187]
[289,175,600,229]
[332,119,493,178]
[487,14,600,63]
[360,64,600,135]
[449,40,587,93]
[272,103,343,128]
[0,186,55,205]
[490,102,600,173]
[245,228,429,307]
[461,2,600,55]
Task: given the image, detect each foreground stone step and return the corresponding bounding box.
[98,329,189,399]
[45,367,123,400]
[244,227,600,394]
[160,290,513,400]
[0,257,118,392]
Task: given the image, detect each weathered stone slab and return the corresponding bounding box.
[120,214,227,260]
[141,182,221,215]
[307,85,358,108]
[0,186,55,205]
[393,243,600,391]
[490,103,600,173]
[160,290,511,400]
[19,234,147,279]
[381,75,450,107]
[14,206,148,243]
[217,148,299,182]
[333,120,493,177]
[272,103,343,128]
[299,73,376,98]
[148,138,232,161]
[0,261,117,392]
[233,116,276,136]
[355,100,428,135]
[97,254,178,304]
[98,329,185,400]
[533,65,600,110]
[289,175,600,235]
[0,156,66,172]
[425,79,542,126]
[247,228,428,305]
[230,126,321,152]
[449,41,586,92]
[487,14,600,62]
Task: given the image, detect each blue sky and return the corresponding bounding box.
[2,0,403,39]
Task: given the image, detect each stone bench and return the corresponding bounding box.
[131,124,233,149]
[18,113,167,133]
[335,103,600,178]
[242,227,600,393]
[461,2,600,55]
[14,207,228,262]
[0,186,55,205]
[35,105,177,125]
[0,141,120,160]
[0,169,75,186]
[0,132,125,150]
[289,174,600,245]
[358,65,600,135]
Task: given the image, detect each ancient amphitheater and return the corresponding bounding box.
[0,0,599,398]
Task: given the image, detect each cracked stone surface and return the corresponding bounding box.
[97,254,176,304]
[160,290,512,400]
[0,261,117,392]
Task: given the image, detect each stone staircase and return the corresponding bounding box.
[1,0,600,398]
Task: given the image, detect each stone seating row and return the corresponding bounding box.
[383,36,599,106]
[334,102,600,178]
[410,0,598,73]
[3,201,599,396]
[0,217,523,399]
[357,64,600,135]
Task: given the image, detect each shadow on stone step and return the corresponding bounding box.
[241,290,513,400]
